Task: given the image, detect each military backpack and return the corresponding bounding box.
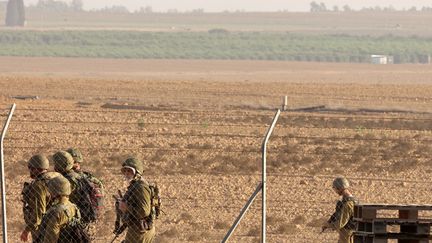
[65,172,104,225]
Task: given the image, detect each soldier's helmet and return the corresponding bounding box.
[28,154,49,170]
[333,177,350,190]
[53,151,74,173]
[66,148,83,163]
[122,157,143,175]
[47,175,71,196]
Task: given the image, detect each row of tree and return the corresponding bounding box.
[25,0,432,13]
[27,0,83,12]
[1,30,430,64]
[6,0,432,14]
[310,1,432,12]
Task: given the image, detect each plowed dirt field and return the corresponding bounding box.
[0,57,431,242]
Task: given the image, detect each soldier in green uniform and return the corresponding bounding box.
[36,176,80,243]
[66,148,104,206]
[20,154,61,242]
[322,177,357,243]
[52,151,82,209]
[119,157,155,243]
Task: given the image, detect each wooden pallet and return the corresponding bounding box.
[354,204,432,243]
[354,204,432,221]
[354,232,430,243]
[357,219,432,234]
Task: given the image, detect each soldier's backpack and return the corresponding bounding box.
[35,205,90,243]
[149,183,162,219]
[58,206,91,243]
[140,182,162,231]
[65,172,104,225]
[81,171,104,218]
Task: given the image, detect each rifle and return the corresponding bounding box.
[321,200,344,234]
[111,190,127,242]
[110,224,127,243]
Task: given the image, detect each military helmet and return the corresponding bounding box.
[333,177,350,190]
[66,148,83,163]
[28,154,49,170]
[47,175,71,196]
[53,151,74,173]
[122,157,143,175]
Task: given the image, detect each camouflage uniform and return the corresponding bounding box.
[22,155,61,241]
[121,157,155,243]
[324,177,357,243]
[36,176,79,243]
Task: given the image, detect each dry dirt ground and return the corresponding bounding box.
[0,57,431,242]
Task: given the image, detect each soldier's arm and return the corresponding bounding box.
[329,201,354,230]
[24,182,46,232]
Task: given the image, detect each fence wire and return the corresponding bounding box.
[2,104,432,242]
[2,106,432,121]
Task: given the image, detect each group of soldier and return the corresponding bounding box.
[21,148,156,243]
[20,145,354,243]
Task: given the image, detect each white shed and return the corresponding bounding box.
[371,55,390,64]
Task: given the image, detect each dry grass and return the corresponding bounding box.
[178,212,193,222]
[214,221,230,230]
[292,215,307,224]
[246,226,260,236]
[187,232,211,241]
[159,228,180,238]
[276,223,299,234]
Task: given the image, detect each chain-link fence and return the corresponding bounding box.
[1,103,432,242]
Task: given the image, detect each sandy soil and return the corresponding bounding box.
[0,57,431,242]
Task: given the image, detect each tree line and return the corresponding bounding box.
[0,30,430,64]
[16,0,432,14]
[310,1,432,12]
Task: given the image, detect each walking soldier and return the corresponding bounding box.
[322,177,357,243]
[35,176,89,243]
[21,154,61,242]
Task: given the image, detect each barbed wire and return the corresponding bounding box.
[7,119,432,133]
[2,87,431,104]
[3,144,430,160]
[3,104,432,121]
[2,106,432,121]
[5,130,432,143]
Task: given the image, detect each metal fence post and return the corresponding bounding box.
[261,109,281,242]
[1,104,16,243]
[221,182,263,243]
[282,96,288,111]
[221,109,280,243]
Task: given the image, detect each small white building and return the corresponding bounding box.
[371,55,393,64]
